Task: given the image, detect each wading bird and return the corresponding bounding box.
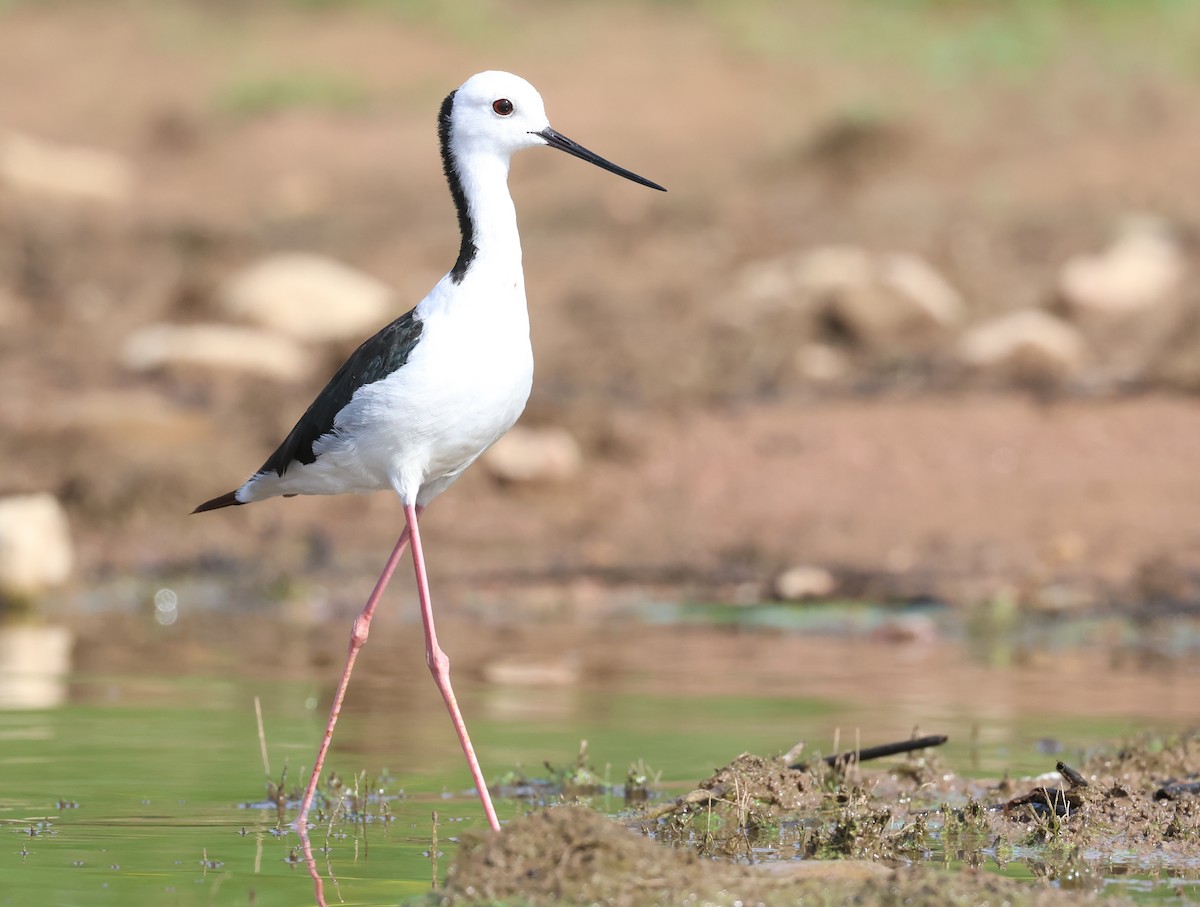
[195,70,664,833]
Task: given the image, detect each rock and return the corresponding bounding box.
[1057,216,1187,378]
[219,253,393,343]
[731,256,800,311]
[33,389,213,445]
[1059,217,1185,318]
[793,245,873,295]
[879,252,965,325]
[732,247,965,348]
[120,323,309,380]
[0,131,133,204]
[797,246,964,348]
[482,426,583,484]
[774,565,837,601]
[956,310,1087,382]
[794,342,850,383]
[0,494,73,601]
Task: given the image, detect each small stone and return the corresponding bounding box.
[1059,216,1185,318]
[0,494,73,601]
[956,310,1087,381]
[219,253,393,343]
[120,323,309,380]
[793,245,874,295]
[1057,216,1187,379]
[797,246,964,348]
[794,342,849,383]
[878,252,964,329]
[774,565,837,602]
[34,389,212,445]
[482,427,583,484]
[731,256,798,309]
[0,131,133,204]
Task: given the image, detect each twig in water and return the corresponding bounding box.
[791,734,949,770]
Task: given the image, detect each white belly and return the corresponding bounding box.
[343,304,535,504]
[249,273,534,506]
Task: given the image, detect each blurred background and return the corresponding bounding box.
[2,1,1200,902]
[3,0,1198,616]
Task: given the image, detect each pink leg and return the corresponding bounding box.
[404,502,501,832]
[298,825,328,907]
[294,517,416,832]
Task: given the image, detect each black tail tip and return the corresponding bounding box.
[192,491,243,514]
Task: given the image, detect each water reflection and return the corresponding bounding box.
[0,622,72,709]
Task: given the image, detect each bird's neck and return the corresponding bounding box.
[440,107,523,286]
[452,153,522,280]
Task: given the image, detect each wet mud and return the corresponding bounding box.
[434,731,1200,906]
[438,807,1112,907]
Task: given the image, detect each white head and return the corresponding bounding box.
[442,70,665,191]
[447,71,550,159]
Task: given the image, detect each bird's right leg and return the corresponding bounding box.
[404,502,501,832]
[293,516,418,831]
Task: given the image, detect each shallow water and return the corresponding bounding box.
[2,597,1198,906]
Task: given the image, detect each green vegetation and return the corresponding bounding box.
[287,0,1200,80]
[216,71,371,118]
[701,0,1200,81]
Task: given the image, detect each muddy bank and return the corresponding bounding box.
[438,806,1099,907]
[433,732,1200,906]
[24,396,1200,625]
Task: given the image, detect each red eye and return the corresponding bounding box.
[492,98,514,116]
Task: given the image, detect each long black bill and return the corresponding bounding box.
[536,127,666,192]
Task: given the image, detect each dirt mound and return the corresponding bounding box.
[438,805,1120,906]
[436,734,1200,904]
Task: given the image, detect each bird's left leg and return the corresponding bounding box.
[294,518,415,832]
[404,502,501,832]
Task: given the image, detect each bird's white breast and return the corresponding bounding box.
[323,264,534,505]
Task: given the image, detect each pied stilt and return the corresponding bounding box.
[194,71,664,834]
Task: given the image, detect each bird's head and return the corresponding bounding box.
[444,70,665,191]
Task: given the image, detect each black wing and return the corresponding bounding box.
[258,310,425,477]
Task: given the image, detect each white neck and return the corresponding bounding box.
[457,151,523,271]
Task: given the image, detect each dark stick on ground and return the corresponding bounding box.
[1056,761,1089,788]
[999,761,1090,818]
[790,734,949,771]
